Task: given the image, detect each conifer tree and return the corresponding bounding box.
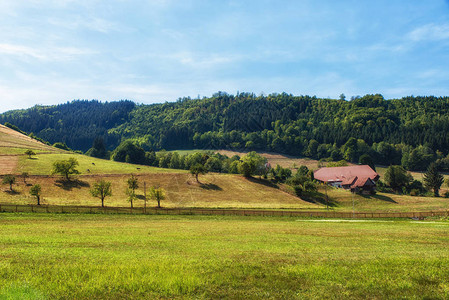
[423,163,444,197]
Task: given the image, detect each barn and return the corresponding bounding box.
[314,165,380,194]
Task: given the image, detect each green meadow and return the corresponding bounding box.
[0,213,448,299]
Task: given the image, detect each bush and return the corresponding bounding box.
[410,189,420,196]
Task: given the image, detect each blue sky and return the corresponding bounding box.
[1,0,449,112]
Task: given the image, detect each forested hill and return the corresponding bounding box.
[0,100,135,151]
[2,93,449,170]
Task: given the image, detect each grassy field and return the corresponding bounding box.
[0,213,448,299]
[16,153,182,176]
[0,173,318,210]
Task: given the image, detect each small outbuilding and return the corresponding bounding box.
[314,165,380,194]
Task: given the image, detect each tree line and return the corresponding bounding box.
[4,93,449,171]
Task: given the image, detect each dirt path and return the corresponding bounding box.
[0,155,18,174]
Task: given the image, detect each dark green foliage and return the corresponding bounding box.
[112,140,146,165]
[190,163,208,182]
[2,175,16,191]
[359,154,375,171]
[384,165,412,192]
[423,163,444,197]
[86,137,108,159]
[0,100,134,151]
[4,94,449,171]
[24,149,35,159]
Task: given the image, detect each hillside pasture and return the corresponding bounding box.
[0,173,318,210]
[0,214,448,299]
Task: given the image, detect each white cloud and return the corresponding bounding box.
[408,23,449,41]
[0,43,97,61]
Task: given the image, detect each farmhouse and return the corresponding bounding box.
[314,165,380,194]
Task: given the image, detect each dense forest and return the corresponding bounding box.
[2,92,449,171]
[0,100,135,151]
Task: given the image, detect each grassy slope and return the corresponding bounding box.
[1,173,317,209]
[1,127,317,209]
[2,125,448,211]
[0,213,448,299]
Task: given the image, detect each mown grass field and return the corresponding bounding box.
[0,213,448,299]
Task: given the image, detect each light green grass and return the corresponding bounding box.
[0,213,448,299]
[17,153,185,175]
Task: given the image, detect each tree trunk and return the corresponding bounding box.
[196,173,199,183]
[157,199,161,208]
[130,199,133,208]
[37,196,40,205]
[9,183,12,191]
[101,198,104,207]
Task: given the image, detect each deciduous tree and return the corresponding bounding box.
[90,180,112,207]
[2,175,16,191]
[149,186,165,208]
[25,149,36,159]
[52,157,80,181]
[126,175,139,208]
[30,184,42,205]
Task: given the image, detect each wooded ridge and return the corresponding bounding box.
[2,92,449,171]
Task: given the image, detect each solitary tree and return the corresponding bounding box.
[52,157,80,181]
[126,175,139,208]
[423,163,444,197]
[90,180,112,207]
[21,172,29,185]
[2,175,16,191]
[190,163,207,183]
[149,186,165,208]
[384,165,412,192]
[30,184,42,205]
[25,149,36,159]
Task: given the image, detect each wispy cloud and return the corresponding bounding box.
[0,43,97,61]
[408,23,449,41]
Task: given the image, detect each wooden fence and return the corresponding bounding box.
[0,203,448,219]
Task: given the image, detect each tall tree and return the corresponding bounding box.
[190,163,207,183]
[149,186,165,208]
[2,175,16,191]
[90,180,112,207]
[384,165,412,192]
[29,184,42,205]
[126,175,139,208]
[423,163,444,197]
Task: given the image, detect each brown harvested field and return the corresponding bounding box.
[0,173,320,210]
[0,156,18,174]
[216,149,323,169]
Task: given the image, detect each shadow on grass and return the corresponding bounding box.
[200,183,223,191]
[300,192,339,207]
[245,177,279,189]
[4,190,20,195]
[54,179,90,191]
[361,193,397,203]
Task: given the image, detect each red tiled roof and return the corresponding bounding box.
[314,165,379,183]
[351,176,374,188]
